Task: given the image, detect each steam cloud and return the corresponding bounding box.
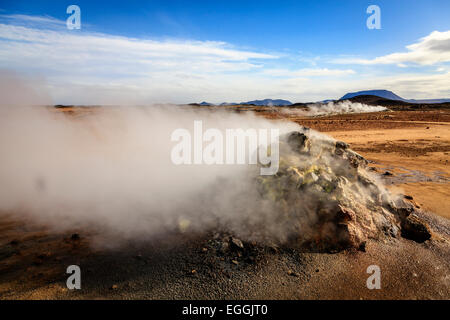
[0,72,305,246]
[281,100,387,116]
[0,72,394,248]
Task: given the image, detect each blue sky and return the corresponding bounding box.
[0,0,449,104]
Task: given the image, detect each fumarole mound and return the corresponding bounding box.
[252,129,431,251]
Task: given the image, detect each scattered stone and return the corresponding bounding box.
[220,241,229,253]
[287,132,310,153]
[70,233,80,241]
[33,259,43,266]
[346,150,368,168]
[111,284,118,290]
[358,241,367,252]
[335,141,349,150]
[37,252,51,260]
[287,270,300,277]
[335,141,349,156]
[268,244,279,253]
[383,171,393,176]
[230,237,244,250]
[231,260,239,265]
[403,195,421,208]
[245,256,255,264]
[336,205,356,222]
[401,214,432,243]
[201,247,208,253]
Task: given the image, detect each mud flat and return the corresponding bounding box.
[275,110,449,219]
[322,123,450,220]
[0,108,449,300]
[0,216,449,300]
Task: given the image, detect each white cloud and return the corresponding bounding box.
[262,68,355,77]
[0,15,448,104]
[334,31,450,66]
[0,14,66,27]
[0,21,279,103]
[0,24,276,67]
[376,71,450,99]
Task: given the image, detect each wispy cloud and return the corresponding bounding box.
[0,24,277,80]
[0,13,282,103]
[334,31,450,66]
[0,13,66,27]
[261,68,355,77]
[0,14,448,104]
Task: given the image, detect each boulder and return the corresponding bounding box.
[230,237,244,250]
[401,214,432,243]
[287,132,310,153]
[254,130,423,251]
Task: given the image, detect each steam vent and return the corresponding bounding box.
[256,130,431,251]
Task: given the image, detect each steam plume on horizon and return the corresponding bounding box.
[281,100,388,116]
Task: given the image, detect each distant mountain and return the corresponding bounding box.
[240,99,292,106]
[199,101,214,106]
[344,95,410,107]
[219,102,238,106]
[341,90,404,101]
[340,90,450,104]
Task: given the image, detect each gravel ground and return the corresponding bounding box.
[0,212,449,300]
[0,108,449,300]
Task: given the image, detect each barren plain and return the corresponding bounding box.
[0,107,449,300]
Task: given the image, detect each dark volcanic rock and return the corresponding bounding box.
[70,233,81,240]
[254,130,429,252]
[230,237,244,250]
[287,132,310,153]
[401,214,432,243]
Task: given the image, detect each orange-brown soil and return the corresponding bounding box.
[0,107,449,300]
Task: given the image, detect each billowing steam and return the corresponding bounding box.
[0,72,397,248]
[0,72,300,244]
[282,100,387,116]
